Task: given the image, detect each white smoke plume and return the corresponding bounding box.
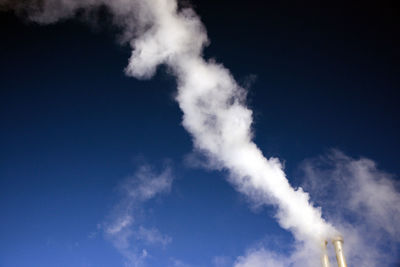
[1,0,338,263]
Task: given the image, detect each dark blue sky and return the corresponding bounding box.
[1,3,399,267]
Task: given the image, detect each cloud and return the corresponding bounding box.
[136,226,172,247]
[212,256,233,267]
[169,258,190,267]
[121,164,174,202]
[234,248,288,267]
[102,163,174,267]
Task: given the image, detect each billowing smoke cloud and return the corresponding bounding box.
[301,150,400,266]
[1,0,338,262]
[234,150,400,267]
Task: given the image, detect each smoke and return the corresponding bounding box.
[232,150,400,267]
[233,236,325,267]
[1,0,338,262]
[301,150,400,266]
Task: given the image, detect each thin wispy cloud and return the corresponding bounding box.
[169,258,192,267]
[212,256,233,267]
[136,226,172,247]
[101,164,174,267]
[234,248,288,267]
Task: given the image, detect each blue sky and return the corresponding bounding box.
[1,2,399,267]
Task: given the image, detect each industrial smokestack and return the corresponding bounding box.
[332,236,347,267]
[321,240,331,267]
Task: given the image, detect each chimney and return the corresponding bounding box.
[332,236,347,267]
[321,240,331,267]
